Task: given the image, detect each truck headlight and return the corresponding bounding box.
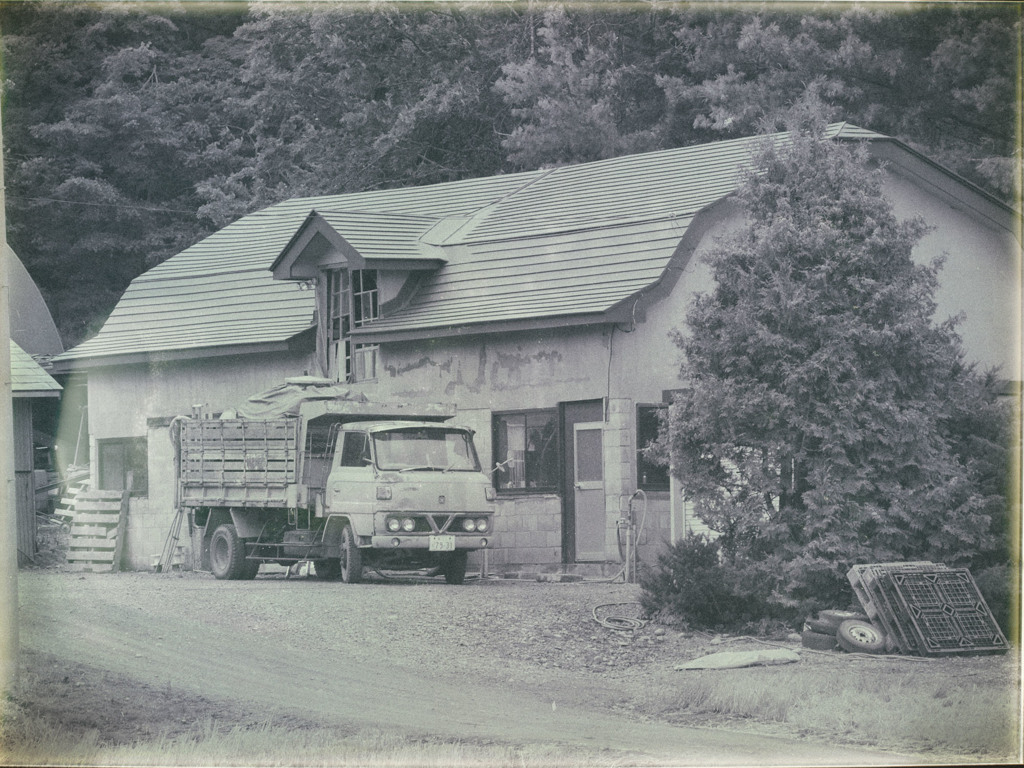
[401,518,415,532]
[386,518,401,532]
[476,518,489,533]
[461,518,477,532]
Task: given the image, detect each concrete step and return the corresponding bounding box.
[497,561,629,582]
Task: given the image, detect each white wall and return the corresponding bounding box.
[84,350,311,569]
[882,171,1019,376]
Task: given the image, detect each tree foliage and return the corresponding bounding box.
[1,1,1017,345]
[650,100,1013,618]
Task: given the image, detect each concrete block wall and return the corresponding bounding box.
[124,497,188,571]
[487,494,562,568]
[603,398,636,561]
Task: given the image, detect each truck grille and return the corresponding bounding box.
[387,514,487,534]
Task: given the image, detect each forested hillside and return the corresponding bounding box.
[1,1,1018,346]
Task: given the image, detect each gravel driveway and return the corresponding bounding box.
[11,567,1014,766]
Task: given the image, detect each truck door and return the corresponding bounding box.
[325,431,374,518]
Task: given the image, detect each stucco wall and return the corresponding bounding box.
[881,170,1020,375]
[85,351,311,569]
[351,320,698,566]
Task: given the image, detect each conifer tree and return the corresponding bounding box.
[658,98,1011,611]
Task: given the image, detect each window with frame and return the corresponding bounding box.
[339,432,371,467]
[324,268,379,382]
[636,405,670,491]
[98,438,148,495]
[492,410,559,492]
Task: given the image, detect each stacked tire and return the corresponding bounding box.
[801,609,886,654]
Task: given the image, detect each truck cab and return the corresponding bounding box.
[316,421,497,582]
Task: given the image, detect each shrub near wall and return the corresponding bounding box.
[639,533,784,631]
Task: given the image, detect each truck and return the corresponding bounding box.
[172,390,496,584]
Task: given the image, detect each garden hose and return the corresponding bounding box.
[592,602,648,631]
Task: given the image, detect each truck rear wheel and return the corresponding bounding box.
[313,559,341,580]
[210,524,258,580]
[340,525,363,584]
[442,551,468,585]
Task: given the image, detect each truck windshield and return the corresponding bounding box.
[373,428,480,472]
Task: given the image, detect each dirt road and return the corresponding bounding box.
[15,570,918,765]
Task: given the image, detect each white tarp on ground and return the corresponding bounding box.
[675,648,801,670]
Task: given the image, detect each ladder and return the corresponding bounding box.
[155,507,186,573]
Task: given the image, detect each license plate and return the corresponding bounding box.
[429,535,455,552]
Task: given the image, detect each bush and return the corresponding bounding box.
[639,533,783,631]
[973,563,1018,638]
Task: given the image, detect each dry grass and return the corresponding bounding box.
[0,707,657,768]
[631,646,1021,760]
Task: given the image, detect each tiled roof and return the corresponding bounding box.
[10,341,61,395]
[56,123,923,363]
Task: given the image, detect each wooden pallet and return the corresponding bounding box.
[66,489,129,572]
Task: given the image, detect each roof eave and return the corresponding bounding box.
[13,389,62,398]
[50,336,311,373]
[349,309,628,345]
[849,135,1019,222]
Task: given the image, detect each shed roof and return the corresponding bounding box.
[55,122,1013,366]
[10,341,62,397]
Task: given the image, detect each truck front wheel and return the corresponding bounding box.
[209,524,258,580]
[442,551,468,585]
[340,525,363,584]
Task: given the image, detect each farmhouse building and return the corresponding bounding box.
[52,124,1021,572]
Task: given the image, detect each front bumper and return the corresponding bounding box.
[370,535,491,550]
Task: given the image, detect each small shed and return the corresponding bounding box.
[11,340,62,563]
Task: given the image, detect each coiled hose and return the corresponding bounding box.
[592,602,648,631]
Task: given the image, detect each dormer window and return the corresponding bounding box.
[325,268,379,382]
[352,270,378,327]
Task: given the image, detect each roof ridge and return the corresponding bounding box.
[312,206,445,222]
[430,167,562,245]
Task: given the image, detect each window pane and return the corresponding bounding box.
[525,413,558,489]
[127,438,148,494]
[373,428,480,472]
[352,345,378,382]
[500,416,525,489]
[340,433,370,467]
[637,406,670,490]
[493,411,557,491]
[98,438,148,495]
[576,428,603,482]
[99,442,126,491]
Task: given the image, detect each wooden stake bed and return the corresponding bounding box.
[179,418,299,507]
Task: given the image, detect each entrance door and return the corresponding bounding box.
[573,422,605,561]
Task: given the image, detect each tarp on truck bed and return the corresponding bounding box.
[227,377,369,419]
